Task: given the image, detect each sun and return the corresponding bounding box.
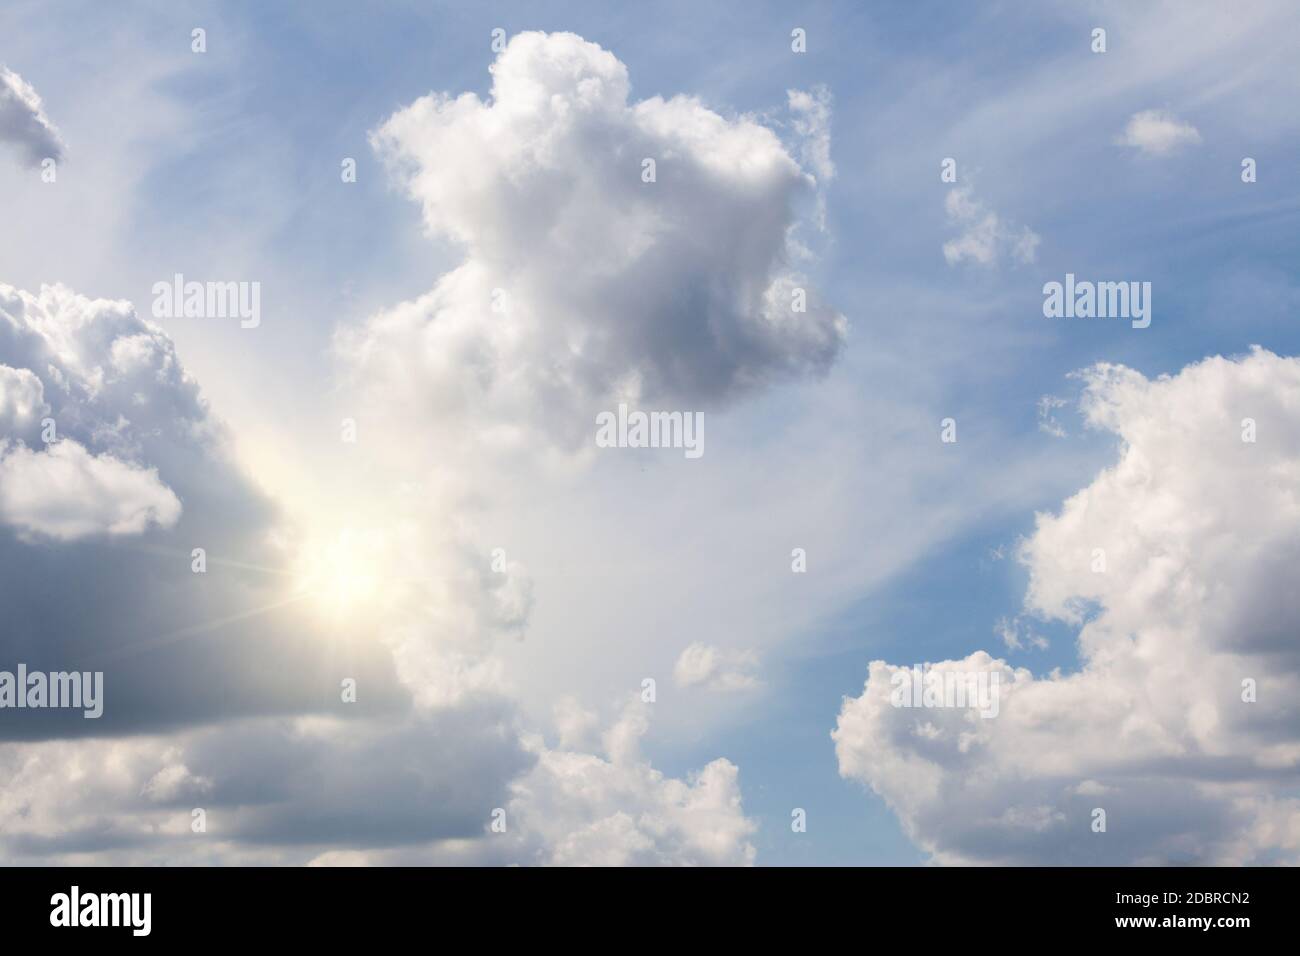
[294,529,383,619]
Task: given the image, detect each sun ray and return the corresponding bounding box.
[77,592,312,665]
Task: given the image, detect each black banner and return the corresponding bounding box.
[0,866,1283,941]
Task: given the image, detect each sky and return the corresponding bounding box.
[1,0,1298,865]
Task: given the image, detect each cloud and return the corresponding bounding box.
[0,695,758,866]
[0,67,63,166]
[942,185,1039,267]
[673,642,761,692]
[0,274,758,865]
[787,86,833,229]
[505,702,757,865]
[787,86,834,185]
[993,616,1048,652]
[0,31,829,866]
[0,438,181,540]
[1117,109,1201,156]
[834,348,1300,864]
[0,363,47,430]
[0,282,403,738]
[343,31,845,456]
[1036,394,1068,439]
[0,704,533,862]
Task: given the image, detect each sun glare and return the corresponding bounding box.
[295,530,382,618]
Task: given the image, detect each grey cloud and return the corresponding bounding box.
[0,283,404,739]
[0,701,534,862]
[0,67,63,167]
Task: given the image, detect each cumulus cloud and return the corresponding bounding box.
[506,702,757,865]
[342,31,845,455]
[0,696,758,866]
[1117,109,1201,155]
[0,438,181,540]
[835,348,1300,864]
[0,280,725,864]
[673,642,761,692]
[0,32,814,866]
[0,363,46,430]
[0,67,63,166]
[0,282,402,738]
[942,185,1039,267]
[0,704,532,863]
[1,246,758,863]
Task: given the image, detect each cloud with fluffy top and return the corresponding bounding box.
[0,438,180,540]
[0,695,759,866]
[835,348,1300,864]
[506,701,757,866]
[0,282,405,739]
[342,31,846,454]
[0,280,751,867]
[0,32,787,866]
[0,67,63,166]
[1117,109,1201,156]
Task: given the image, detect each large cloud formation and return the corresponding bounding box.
[0,32,793,864]
[834,348,1300,864]
[0,67,63,167]
[0,278,758,865]
[342,31,845,453]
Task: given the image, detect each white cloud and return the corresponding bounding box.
[0,258,759,866]
[507,702,757,865]
[0,284,201,540]
[673,642,761,692]
[787,86,834,185]
[835,348,1300,864]
[942,185,1039,267]
[0,30,844,867]
[993,615,1048,652]
[343,31,845,457]
[0,364,47,430]
[0,698,757,866]
[0,438,180,540]
[141,755,212,803]
[1117,109,1201,156]
[787,85,833,230]
[0,67,63,167]
[1036,394,1068,438]
[552,696,600,751]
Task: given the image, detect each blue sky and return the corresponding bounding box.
[1,1,1298,865]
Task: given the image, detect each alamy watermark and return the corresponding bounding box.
[50,886,150,936]
[890,665,1000,718]
[1043,273,1150,329]
[595,403,704,459]
[0,664,103,718]
[152,273,260,328]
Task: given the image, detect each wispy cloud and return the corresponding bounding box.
[942,185,1039,267]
